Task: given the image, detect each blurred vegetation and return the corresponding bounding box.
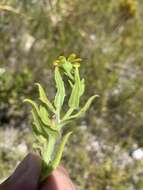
[0,0,143,189]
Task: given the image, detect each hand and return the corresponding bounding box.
[0,153,76,190]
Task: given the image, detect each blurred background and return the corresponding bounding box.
[0,0,143,189]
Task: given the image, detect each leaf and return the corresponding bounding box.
[68,67,81,109]
[34,108,59,138]
[62,108,74,121]
[24,99,39,112]
[32,128,46,145]
[32,122,43,137]
[32,110,49,139]
[69,95,99,119]
[24,99,45,136]
[24,99,59,137]
[54,67,65,116]
[35,83,56,113]
[68,79,74,88]
[80,78,85,96]
[40,131,72,182]
[42,136,56,165]
[50,131,72,169]
[60,120,72,128]
[39,105,51,126]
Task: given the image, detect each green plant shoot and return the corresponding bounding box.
[24,54,98,182]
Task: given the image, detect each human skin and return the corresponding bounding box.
[0,153,76,190]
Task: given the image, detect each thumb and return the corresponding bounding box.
[0,153,42,190]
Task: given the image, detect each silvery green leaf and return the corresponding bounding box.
[54,67,65,116]
[35,83,56,113]
[68,67,81,109]
[40,131,72,182]
[69,95,98,119]
[34,108,59,138]
[24,99,39,112]
[32,122,43,137]
[68,79,74,88]
[50,131,72,169]
[62,108,74,121]
[60,120,72,128]
[24,99,59,137]
[42,136,56,165]
[39,105,51,126]
[24,99,45,136]
[32,125,46,145]
[80,78,85,96]
[32,110,48,139]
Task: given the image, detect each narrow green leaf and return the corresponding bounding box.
[62,108,74,121]
[60,120,72,128]
[50,131,72,169]
[42,136,56,165]
[35,109,59,138]
[24,99,39,112]
[69,95,98,119]
[32,125,46,144]
[35,83,56,113]
[24,99,46,136]
[54,67,65,116]
[68,67,81,109]
[80,78,85,96]
[32,122,43,137]
[39,105,51,126]
[68,79,74,88]
[40,131,72,182]
[24,99,59,137]
[32,110,48,139]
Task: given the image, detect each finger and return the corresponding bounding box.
[40,166,76,190]
[0,153,42,190]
